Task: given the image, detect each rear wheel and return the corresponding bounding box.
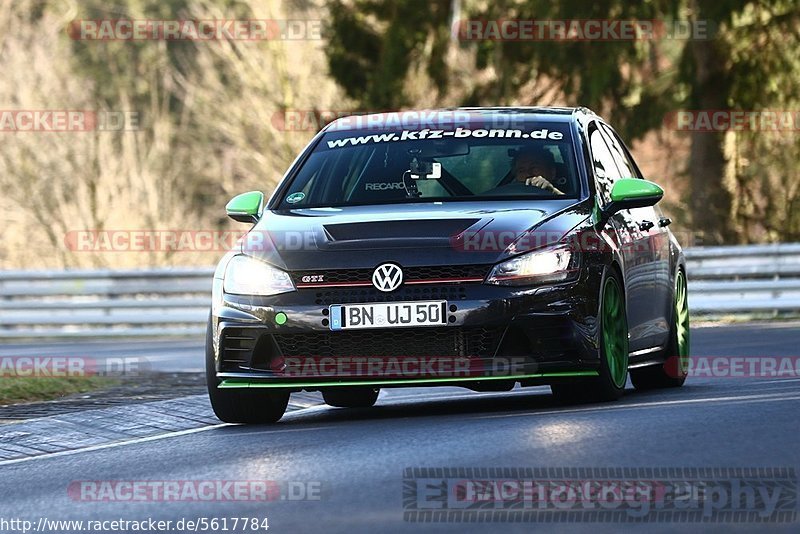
[631,269,690,389]
[205,317,289,424]
[551,268,629,402]
[322,387,379,408]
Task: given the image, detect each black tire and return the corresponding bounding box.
[550,382,591,403]
[551,267,628,403]
[630,364,680,390]
[631,270,690,390]
[322,387,379,408]
[205,316,289,424]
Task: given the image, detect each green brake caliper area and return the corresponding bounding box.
[602,276,629,388]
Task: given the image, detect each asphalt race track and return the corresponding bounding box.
[0,322,799,533]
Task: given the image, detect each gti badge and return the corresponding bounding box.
[372,263,403,292]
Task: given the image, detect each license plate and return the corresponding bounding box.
[329,301,447,330]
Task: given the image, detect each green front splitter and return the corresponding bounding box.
[218,371,599,389]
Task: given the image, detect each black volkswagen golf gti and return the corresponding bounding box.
[207,107,690,423]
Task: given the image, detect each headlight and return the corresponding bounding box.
[223,255,295,296]
[485,244,577,286]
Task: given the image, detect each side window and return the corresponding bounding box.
[600,124,638,179]
[589,125,624,204]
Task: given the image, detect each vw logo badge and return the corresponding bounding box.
[372,263,403,292]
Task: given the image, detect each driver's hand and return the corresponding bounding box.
[524,175,565,195]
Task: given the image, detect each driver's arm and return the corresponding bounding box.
[524,175,565,195]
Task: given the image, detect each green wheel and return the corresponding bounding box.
[602,273,629,390]
[631,269,690,389]
[552,268,628,402]
[674,269,691,375]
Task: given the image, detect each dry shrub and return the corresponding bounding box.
[0,0,344,269]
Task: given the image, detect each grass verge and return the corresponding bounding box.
[0,376,119,405]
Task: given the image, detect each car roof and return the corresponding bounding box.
[322,106,601,133]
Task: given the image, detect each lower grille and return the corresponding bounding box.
[219,327,279,372]
[219,328,258,370]
[273,327,504,359]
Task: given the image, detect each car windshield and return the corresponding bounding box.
[275,122,580,209]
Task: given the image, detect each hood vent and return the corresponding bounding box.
[323,219,480,241]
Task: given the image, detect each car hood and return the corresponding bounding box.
[242,200,591,271]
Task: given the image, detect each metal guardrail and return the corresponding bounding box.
[0,268,213,338]
[685,243,800,314]
[0,244,798,338]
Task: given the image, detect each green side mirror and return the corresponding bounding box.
[603,178,663,217]
[226,191,264,223]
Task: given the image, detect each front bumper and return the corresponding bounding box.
[211,277,602,390]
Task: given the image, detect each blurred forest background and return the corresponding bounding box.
[1,0,799,269]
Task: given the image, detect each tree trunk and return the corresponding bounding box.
[687,36,736,244]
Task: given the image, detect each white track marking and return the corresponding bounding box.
[379,381,798,403]
[0,424,228,467]
[0,405,327,467]
[469,391,800,421]
[751,377,800,384]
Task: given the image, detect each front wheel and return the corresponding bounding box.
[551,268,629,402]
[205,316,289,424]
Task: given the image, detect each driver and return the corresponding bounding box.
[511,147,565,195]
